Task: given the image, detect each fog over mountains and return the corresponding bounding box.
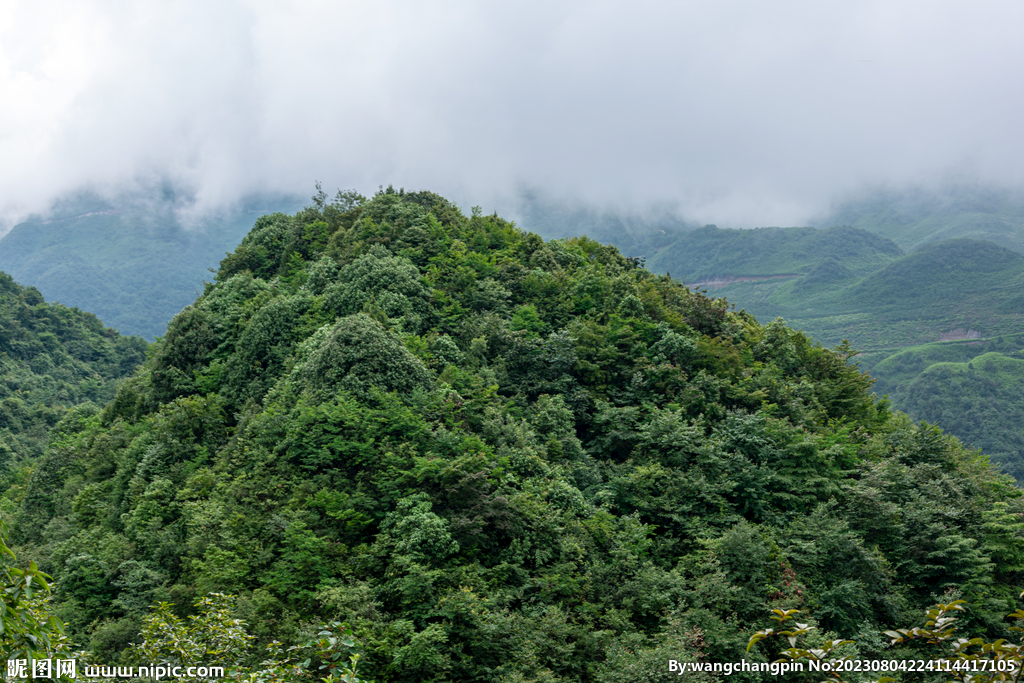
[3,1,1024,233]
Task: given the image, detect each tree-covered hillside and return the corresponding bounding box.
[0,271,147,483]
[0,190,304,339]
[860,336,1024,483]
[7,188,1024,683]
[697,237,1024,481]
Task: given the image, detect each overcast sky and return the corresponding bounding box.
[2,0,1023,230]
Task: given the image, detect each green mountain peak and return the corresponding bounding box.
[6,188,1022,679]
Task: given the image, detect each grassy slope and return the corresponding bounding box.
[645,225,902,282]
[895,351,1024,480]
[712,238,1024,350]
[0,192,304,340]
[853,336,1024,479]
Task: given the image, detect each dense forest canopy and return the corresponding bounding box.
[686,231,1024,482]
[0,272,147,481]
[5,187,1024,682]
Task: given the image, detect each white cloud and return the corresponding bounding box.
[2,0,1023,229]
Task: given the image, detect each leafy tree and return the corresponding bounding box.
[297,314,434,399]
[0,518,68,661]
[131,593,253,670]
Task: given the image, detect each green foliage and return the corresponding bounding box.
[0,272,147,482]
[55,554,115,627]
[594,615,715,683]
[222,293,313,406]
[746,607,856,677]
[134,592,374,682]
[6,187,1024,682]
[131,593,253,669]
[323,246,433,333]
[0,517,69,660]
[297,315,434,399]
[749,596,1024,683]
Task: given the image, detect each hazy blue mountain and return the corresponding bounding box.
[817,183,1024,254]
[0,190,304,339]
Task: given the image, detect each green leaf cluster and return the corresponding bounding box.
[0,517,71,663]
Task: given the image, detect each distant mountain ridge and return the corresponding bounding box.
[0,190,304,339]
[701,237,1024,350]
[642,224,903,284]
[818,184,1024,254]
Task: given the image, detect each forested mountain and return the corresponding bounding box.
[0,190,304,340]
[0,271,146,485]
[0,189,682,342]
[7,188,1024,682]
